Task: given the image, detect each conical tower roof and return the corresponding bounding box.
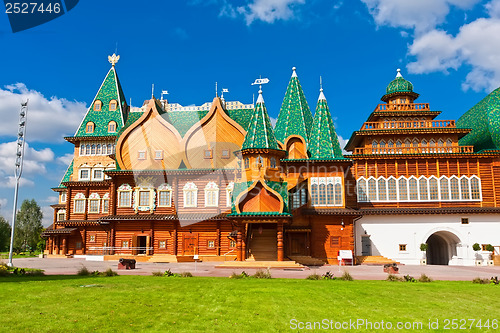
[241,89,280,151]
[74,54,128,137]
[274,67,314,143]
[309,88,345,159]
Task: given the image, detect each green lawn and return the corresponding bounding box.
[0,275,499,332]
[0,252,39,259]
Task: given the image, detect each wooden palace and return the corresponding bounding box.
[43,56,500,266]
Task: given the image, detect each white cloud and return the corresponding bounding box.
[408,17,500,91]
[57,153,74,166]
[0,198,7,210]
[362,0,500,92]
[41,205,53,227]
[219,0,305,25]
[0,83,87,143]
[0,141,55,188]
[338,135,350,155]
[361,0,481,33]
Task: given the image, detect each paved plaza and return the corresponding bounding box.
[8,257,500,281]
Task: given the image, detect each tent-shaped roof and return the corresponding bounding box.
[309,89,345,159]
[241,90,280,151]
[274,67,314,143]
[74,58,128,138]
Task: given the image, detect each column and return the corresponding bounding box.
[236,224,243,261]
[173,222,178,255]
[216,221,221,256]
[277,222,284,262]
[48,237,53,254]
[62,237,67,255]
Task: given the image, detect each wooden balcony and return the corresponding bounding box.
[375,103,430,112]
[353,146,475,155]
[361,120,455,130]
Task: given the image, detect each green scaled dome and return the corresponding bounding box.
[386,69,413,94]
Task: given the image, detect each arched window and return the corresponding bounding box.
[446,138,452,146]
[368,178,377,201]
[88,193,101,214]
[396,140,402,147]
[158,183,172,207]
[460,177,470,200]
[334,183,342,205]
[470,177,481,200]
[311,178,319,205]
[86,144,91,155]
[86,122,95,133]
[256,156,264,167]
[57,209,66,221]
[357,178,367,202]
[421,139,427,146]
[204,182,219,207]
[388,140,394,147]
[378,178,387,201]
[438,139,444,147]
[96,144,102,155]
[450,177,460,200]
[372,140,378,148]
[270,157,276,168]
[108,121,117,133]
[408,177,418,200]
[412,139,418,147]
[429,177,439,200]
[419,177,429,200]
[327,183,335,206]
[183,182,198,207]
[404,139,411,147]
[109,100,117,111]
[118,184,132,207]
[108,144,113,155]
[94,100,102,111]
[244,158,249,169]
[319,181,327,205]
[226,182,234,207]
[380,140,386,148]
[388,177,397,201]
[74,193,86,214]
[102,193,110,213]
[430,139,436,147]
[440,177,450,200]
[91,144,96,155]
[398,178,408,201]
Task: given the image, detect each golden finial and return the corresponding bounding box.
[108,53,120,67]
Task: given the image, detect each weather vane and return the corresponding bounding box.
[108,53,120,67]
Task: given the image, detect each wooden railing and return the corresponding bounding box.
[361,120,455,130]
[353,146,474,155]
[375,103,430,112]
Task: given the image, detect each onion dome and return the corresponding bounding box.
[381,69,419,102]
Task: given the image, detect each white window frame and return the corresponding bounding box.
[310,177,343,207]
[204,182,219,207]
[74,193,86,214]
[57,209,66,221]
[102,193,110,213]
[92,168,104,181]
[88,193,101,214]
[157,183,172,207]
[117,184,133,207]
[356,175,482,203]
[133,186,156,212]
[183,182,198,207]
[79,168,90,181]
[226,182,234,207]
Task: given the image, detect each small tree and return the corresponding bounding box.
[420,243,428,252]
[486,244,495,252]
[472,243,481,252]
[0,216,12,252]
[14,199,43,252]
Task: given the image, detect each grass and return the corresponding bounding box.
[0,252,40,259]
[0,276,499,332]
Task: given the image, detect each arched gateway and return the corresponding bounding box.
[425,231,461,265]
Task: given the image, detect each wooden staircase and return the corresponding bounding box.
[357,255,399,265]
[246,228,277,261]
[288,255,326,266]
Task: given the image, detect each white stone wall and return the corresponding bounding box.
[355,214,500,266]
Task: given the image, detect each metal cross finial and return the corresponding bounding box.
[108,53,120,66]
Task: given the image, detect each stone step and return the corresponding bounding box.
[357,255,399,265]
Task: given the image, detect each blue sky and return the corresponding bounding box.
[1,0,500,225]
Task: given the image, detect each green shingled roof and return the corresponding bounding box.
[457,86,500,151]
[309,90,346,159]
[74,67,127,138]
[57,159,73,188]
[241,93,280,151]
[274,68,314,143]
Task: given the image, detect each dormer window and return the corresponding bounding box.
[94,101,102,111]
[86,122,95,134]
[109,100,117,111]
[108,121,116,133]
[204,149,213,159]
[270,157,277,168]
